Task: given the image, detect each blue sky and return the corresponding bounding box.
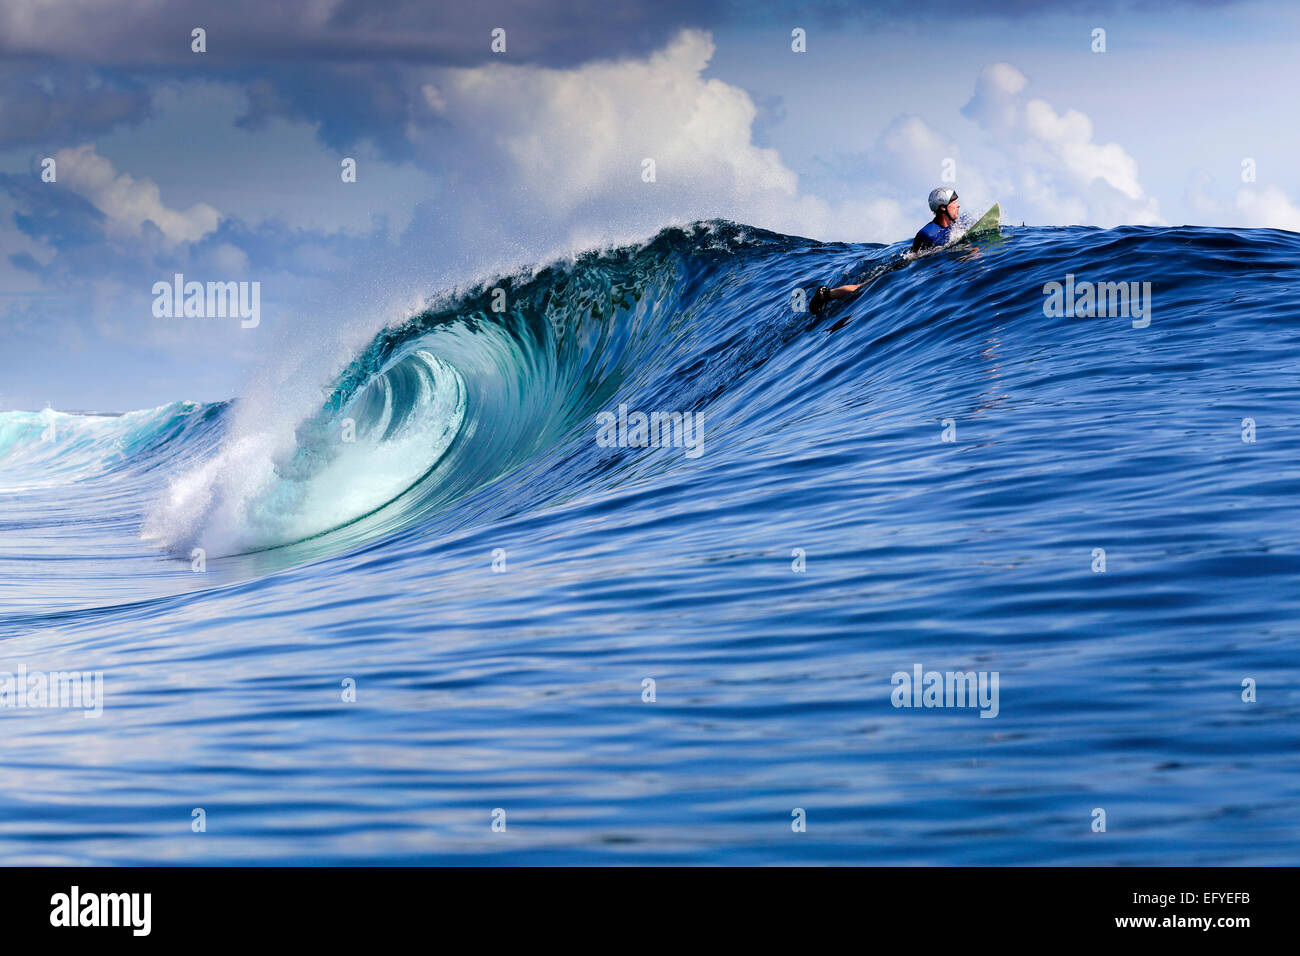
[2,0,1297,410]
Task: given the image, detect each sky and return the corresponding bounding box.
[2,0,1298,411]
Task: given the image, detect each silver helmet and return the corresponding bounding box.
[928,187,958,213]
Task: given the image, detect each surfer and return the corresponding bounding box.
[910,187,960,254]
[809,187,962,315]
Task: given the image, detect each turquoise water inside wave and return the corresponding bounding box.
[2,221,1299,864]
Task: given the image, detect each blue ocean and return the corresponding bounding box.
[2,220,1298,865]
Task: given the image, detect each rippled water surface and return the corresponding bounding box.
[3,221,1299,864]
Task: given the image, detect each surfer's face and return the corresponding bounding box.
[944,199,959,220]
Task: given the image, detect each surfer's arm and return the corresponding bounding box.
[808,281,863,315]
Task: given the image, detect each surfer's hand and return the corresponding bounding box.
[809,285,830,316]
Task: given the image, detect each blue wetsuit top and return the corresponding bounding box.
[911,220,953,253]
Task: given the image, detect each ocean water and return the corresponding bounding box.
[2,220,1299,865]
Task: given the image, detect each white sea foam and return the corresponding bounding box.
[141,350,466,557]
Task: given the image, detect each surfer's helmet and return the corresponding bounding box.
[928,187,958,213]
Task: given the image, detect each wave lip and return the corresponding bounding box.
[142,349,467,557]
[138,220,727,559]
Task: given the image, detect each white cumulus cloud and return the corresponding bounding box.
[1233,185,1300,232]
[960,62,1027,133]
[961,63,1161,227]
[53,143,220,244]
[410,30,907,249]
